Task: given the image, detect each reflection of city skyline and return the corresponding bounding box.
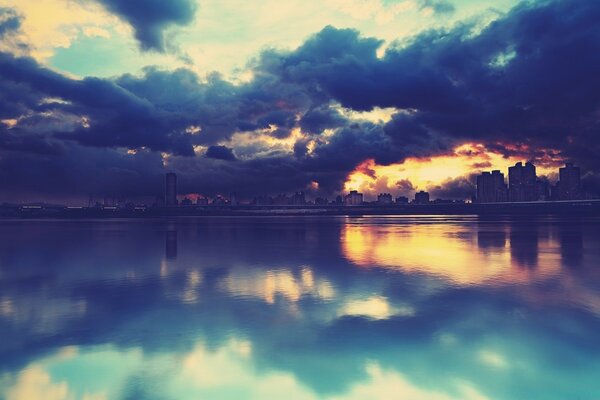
[339,218,583,285]
[2,217,600,400]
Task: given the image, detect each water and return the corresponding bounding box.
[1,216,599,400]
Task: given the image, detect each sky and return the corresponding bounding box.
[0,0,599,204]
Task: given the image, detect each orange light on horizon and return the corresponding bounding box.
[343,143,563,199]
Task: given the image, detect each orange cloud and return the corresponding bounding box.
[343,143,563,200]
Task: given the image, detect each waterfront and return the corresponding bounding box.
[1,216,599,399]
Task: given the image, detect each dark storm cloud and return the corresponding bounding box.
[94,0,197,52]
[396,179,415,194]
[205,145,237,161]
[0,142,165,201]
[2,0,600,201]
[0,53,202,156]
[427,174,477,200]
[299,104,347,135]
[262,0,600,171]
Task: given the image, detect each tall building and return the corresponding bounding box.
[508,162,537,202]
[344,190,363,206]
[558,162,581,200]
[292,191,306,205]
[165,172,177,206]
[476,170,507,203]
[253,195,272,206]
[414,190,430,204]
[395,196,409,204]
[377,193,393,204]
[273,194,291,205]
[229,192,239,206]
[536,179,550,201]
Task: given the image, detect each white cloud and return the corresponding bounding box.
[478,349,508,369]
[0,0,124,60]
[220,265,335,304]
[4,366,70,400]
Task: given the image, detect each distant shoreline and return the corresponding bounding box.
[1,199,600,218]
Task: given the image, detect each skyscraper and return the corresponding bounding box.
[344,190,363,205]
[509,162,537,201]
[476,170,508,203]
[377,193,393,204]
[414,191,430,204]
[558,162,581,200]
[292,191,306,205]
[230,192,239,206]
[165,172,177,206]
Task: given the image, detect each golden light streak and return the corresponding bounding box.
[1,119,18,128]
[344,143,562,198]
[340,221,561,286]
[336,105,397,124]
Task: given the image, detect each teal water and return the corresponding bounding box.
[0,216,599,400]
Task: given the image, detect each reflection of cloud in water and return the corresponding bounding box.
[1,217,600,400]
[5,366,70,400]
[0,295,86,335]
[339,296,414,320]
[329,363,489,400]
[3,347,107,400]
[3,340,490,400]
[220,266,335,304]
[341,223,561,286]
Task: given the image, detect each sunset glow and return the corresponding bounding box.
[344,143,563,200]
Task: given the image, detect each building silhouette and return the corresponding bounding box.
[509,162,537,201]
[344,190,363,206]
[396,196,409,204]
[414,190,430,204]
[273,194,291,205]
[229,192,239,206]
[476,170,508,203]
[212,195,228,205]
[165,172,177,206]
[558,162,581,200]
[292,191,306,205]
[535,179,550,201]
[377,193,393,204]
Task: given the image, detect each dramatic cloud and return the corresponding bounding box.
[1,0,600,202]
[94,0,197,51]
[427,174,477,200]
[205,145,237,161]
[261,0,600,171]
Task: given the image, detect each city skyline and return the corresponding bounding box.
[1,157,593,208]
[149,160,590,208]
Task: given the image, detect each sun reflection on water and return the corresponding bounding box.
[340,219,562,286]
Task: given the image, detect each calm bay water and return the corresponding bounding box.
[1,216,599,400]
